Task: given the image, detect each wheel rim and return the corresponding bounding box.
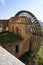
[15,10,42,54]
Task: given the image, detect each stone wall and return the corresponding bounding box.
[0,16,32,58]
[8,16,31,38]
[0,20,9,32]
[1,37,30,58]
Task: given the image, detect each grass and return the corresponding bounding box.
[36,39,43,65]
[36,26,43,65]
[37,46,43,59]
[19,38,43,65]
[38,38,43,55]
[0,31,23,45]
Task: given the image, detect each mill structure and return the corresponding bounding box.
[0,10,42,57]
[14,10,42,54]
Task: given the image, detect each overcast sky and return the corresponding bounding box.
[0,0,43,22]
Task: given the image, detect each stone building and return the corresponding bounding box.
[5,16,32,58]
[0,20,9,32]
[0,10,41,58]
[8,16,31,38]
[0,16,32,58]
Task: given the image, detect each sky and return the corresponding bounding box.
[0,0,43,22]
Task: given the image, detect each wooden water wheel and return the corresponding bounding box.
[15,10,42,55]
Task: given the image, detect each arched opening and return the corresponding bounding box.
[12,26,14,32]
[15,27,20,35]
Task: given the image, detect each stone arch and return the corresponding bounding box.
[15,27,21,36]
[15,27,19,35]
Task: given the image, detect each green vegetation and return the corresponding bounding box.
[19,38,43,65]
[0,31,23,45]
[19,51,33,64]
[37,46,43,59]
[36,39,43,65]
[19,26,43,65]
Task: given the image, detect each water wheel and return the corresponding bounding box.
[15,10,42,55]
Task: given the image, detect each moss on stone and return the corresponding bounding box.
[0,31,23,45]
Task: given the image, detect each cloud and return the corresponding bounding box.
[0,0,6,5]
[39,0,43,3]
